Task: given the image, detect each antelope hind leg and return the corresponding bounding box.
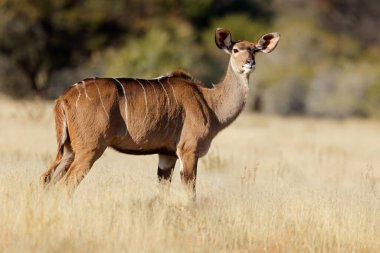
[58,147,106,196]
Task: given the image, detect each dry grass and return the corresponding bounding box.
[1,96,380,253]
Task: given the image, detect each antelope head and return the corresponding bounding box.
[215,28,280,76]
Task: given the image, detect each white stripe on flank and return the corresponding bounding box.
[158,78,172,131]
[135,79,148,123]
[166,78,180,135]
[82,80,92,100]
[113,78,129,135]
[74,83,81,108]
[158,78,170,108]
[147,80,159,105]
[167,79,178,105]
[93,78,109,119]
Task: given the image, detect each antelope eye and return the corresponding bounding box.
[233,49,239,53]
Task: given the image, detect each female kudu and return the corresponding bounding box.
[40,28,280,196]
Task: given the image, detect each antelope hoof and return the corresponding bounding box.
[40,173,51,188]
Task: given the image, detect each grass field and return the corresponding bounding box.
[1,97,380,253]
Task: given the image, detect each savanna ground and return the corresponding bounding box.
[1,97,379,253]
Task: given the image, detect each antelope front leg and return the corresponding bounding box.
[157,154,177,182]
[178,151,198,198]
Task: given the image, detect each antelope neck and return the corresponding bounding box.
[203,62,250,127]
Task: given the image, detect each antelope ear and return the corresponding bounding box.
[255,32,280,53]
[215,28,233,53]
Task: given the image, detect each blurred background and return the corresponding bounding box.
[0,0,379,118]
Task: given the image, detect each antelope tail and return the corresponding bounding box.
[54,99,69,159]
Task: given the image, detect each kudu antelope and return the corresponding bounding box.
[40,28,280,196]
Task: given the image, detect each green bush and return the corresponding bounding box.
[101,24,196,79]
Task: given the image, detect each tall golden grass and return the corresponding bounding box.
[1,97,379,253]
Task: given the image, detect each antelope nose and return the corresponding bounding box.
[246,59,255,65]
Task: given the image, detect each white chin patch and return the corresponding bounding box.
[242,64,255,74]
